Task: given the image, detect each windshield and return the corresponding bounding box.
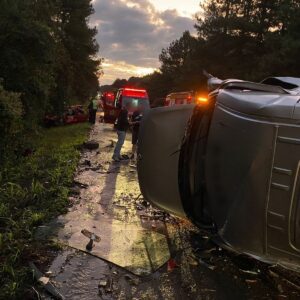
[122,96,150,111]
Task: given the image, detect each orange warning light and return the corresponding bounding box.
[197,97,208,104]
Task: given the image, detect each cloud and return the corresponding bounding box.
[91,0,197,84]
[101,59,156,85]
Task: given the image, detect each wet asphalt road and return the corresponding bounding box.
[37,123,300,300]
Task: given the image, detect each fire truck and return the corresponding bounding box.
[101,92,117,124]
[165,91,208,106]
[115,87,150,116]
[102,88,150,124]
[165,91,195,106]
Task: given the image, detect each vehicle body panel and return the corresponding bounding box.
[205,101,300,268]
[137,76,300,270]
[138,105,195,217]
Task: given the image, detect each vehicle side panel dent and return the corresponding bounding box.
[137,105,195,217]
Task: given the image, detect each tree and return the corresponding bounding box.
[142,0,300,99]
[49,0,100,114]
[0,0,100,121]
[0,0,56,123]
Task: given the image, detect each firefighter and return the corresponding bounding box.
[88,97,99,124]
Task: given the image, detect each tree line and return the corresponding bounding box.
[107,0,300,103]
[0,0,100,163]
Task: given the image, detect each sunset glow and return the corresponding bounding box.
[92,0,201,85]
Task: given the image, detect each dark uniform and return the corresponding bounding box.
[131,110,142,145]
[113,107,130,161]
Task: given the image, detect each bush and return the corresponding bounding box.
[0,84,23,164]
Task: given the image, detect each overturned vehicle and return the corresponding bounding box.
[137,76,300,271]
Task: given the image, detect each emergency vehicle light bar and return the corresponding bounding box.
[123,88,148,98]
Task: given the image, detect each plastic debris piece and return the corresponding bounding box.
[246,279,258,285]
[278,295,288,300]
[81,229,101,251]
[167,258,179,272]
[199,258,216,270]
[188,255,199,266]
[29,262,65,300]
[81,229,101,242]
[239,269,259,276]
[38,277,50,285]
[45,271,53,277]
[98,279,108,287]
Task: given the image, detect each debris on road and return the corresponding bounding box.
[81,229,101,242]
[98,279,108,287]
[245,279,258,285]
[198,258,216,271]
[240,269,260,276]
[29,262,65,300]
[83,140,99,150]
[187,254,199,266]
[167,258,179,272]
[81,229,101,251]
[124,274,140,286]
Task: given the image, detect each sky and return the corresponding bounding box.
[91,0,202,85]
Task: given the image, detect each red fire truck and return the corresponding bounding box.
[115,88,150,116]
[165,91,195,106]
[102,92,117,123]
[165,91,208,106]
[102,88,150,124]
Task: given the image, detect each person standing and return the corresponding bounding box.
[130,105,143,159]
[112,103,131,162]
[88,97,99,124]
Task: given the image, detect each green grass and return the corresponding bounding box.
[0,123,90,299]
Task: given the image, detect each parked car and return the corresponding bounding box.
[44,105,88,127]
[137,76,300,271]
[64,105,88,124]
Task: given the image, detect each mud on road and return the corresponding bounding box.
[36,123,300,300]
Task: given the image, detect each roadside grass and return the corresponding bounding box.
[0,123,90,299]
